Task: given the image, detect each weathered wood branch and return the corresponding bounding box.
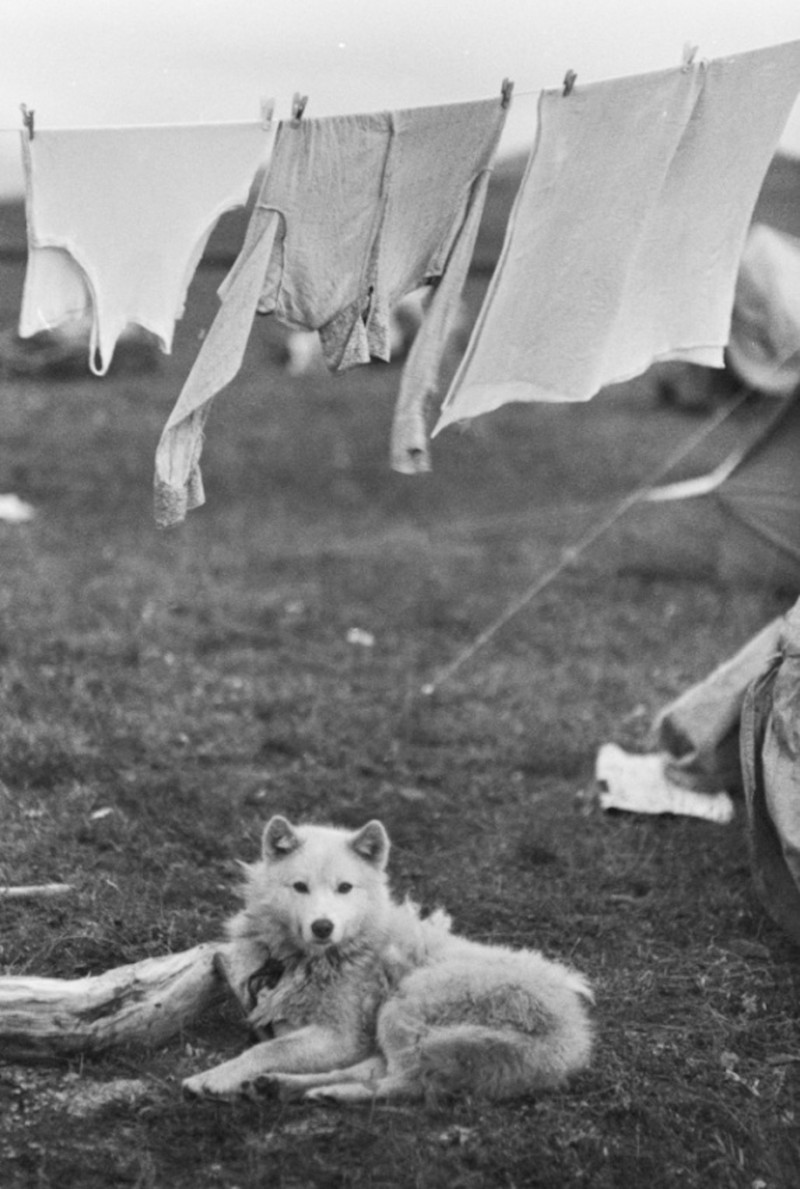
[0,884,74,900]
[0,942,230,1061]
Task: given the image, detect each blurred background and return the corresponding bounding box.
[2,0,800,197]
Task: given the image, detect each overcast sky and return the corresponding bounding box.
[1,0,799,196]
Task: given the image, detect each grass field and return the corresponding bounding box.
[1,157,799,1188]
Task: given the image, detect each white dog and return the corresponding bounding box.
[183,816,593,1104]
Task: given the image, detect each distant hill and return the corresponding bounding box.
[0,200,24,254]
[0,152,525,267]
[0,155,526,268]
[1,150,797,267]
[0,200,250,265]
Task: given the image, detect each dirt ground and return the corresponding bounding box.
[0,158,799,1187]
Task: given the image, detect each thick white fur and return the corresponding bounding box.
[183,816,593,1104]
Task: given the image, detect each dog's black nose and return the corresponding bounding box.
[311,918,334,940]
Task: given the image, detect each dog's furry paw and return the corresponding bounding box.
[182,1073,214,1100]
[303,1082,373,1106]
[182,1069,247,1101]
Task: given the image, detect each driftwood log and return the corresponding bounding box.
[0,884,74,901]
[0,942,232,1061]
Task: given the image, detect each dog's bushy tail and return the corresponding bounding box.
[414,1020,593,1102]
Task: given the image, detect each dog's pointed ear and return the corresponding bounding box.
[350,820,390,869]
[263,816,301,859]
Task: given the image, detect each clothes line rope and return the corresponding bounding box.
[0,42,710,136]
[0,116,274,135]
[0,85,536,136]
[419,384,756,697]
[0,49,712,138]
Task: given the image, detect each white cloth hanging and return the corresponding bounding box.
[434,40,800,434]
[19,121,273,375]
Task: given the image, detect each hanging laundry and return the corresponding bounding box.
[153,111,392,527]
[241,110,399,370]
[434,40,800,437]
[383,101,506,473]
[154,97,506,527]
[19,121,273,376]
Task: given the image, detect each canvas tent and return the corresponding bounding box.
[609,387,800,590]
[608,211,800,593]
[598,607,800,945]
[598,157,800,944]
[740,609,800,947]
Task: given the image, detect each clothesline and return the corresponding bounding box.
[0,86,587,137]
[0,85,522,137]
[0,117,275,134]
[0,109,276,136]
[0,40,710,137]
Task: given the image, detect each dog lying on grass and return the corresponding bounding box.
[183,816,594,1104]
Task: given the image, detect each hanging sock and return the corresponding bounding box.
[434,40,800,435]
[19,120,272,375]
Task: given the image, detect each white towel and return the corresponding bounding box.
[434,41,800,434]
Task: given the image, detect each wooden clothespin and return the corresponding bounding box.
[682,43,699,71]
[20,104,34,140]
[501,78,514,110]
[562,70,577,98]
[260,97,275,129]
[291,92,309,124]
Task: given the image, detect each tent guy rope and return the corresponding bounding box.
[419,385,754,697]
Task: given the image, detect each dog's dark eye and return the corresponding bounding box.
[292,881,309,894]
[337,882,353,894]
